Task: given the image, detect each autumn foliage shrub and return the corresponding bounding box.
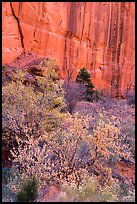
[10,115,91,187]
[2,64,66,149]
[10,113,130,190]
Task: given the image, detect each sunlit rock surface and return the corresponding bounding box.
[2,2,135,96]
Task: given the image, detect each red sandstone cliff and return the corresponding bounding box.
[2,2,135,96]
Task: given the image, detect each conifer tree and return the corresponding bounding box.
[76,67,94,101]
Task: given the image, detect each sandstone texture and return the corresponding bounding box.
[2,2,135,96]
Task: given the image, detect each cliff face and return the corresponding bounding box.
[2,2,135,96]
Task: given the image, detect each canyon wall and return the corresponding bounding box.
[2,2,135,96]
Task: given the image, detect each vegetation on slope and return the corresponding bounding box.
[2,59,135,202]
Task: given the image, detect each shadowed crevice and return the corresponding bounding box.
[10,2,25,49]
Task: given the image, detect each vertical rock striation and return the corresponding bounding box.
[2,2,135,96]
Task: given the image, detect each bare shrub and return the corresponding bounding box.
[126,91,135,105]
[63,81,86,114]
[98,90,117,110]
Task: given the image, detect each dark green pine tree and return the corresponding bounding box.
[76,67,95,101]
